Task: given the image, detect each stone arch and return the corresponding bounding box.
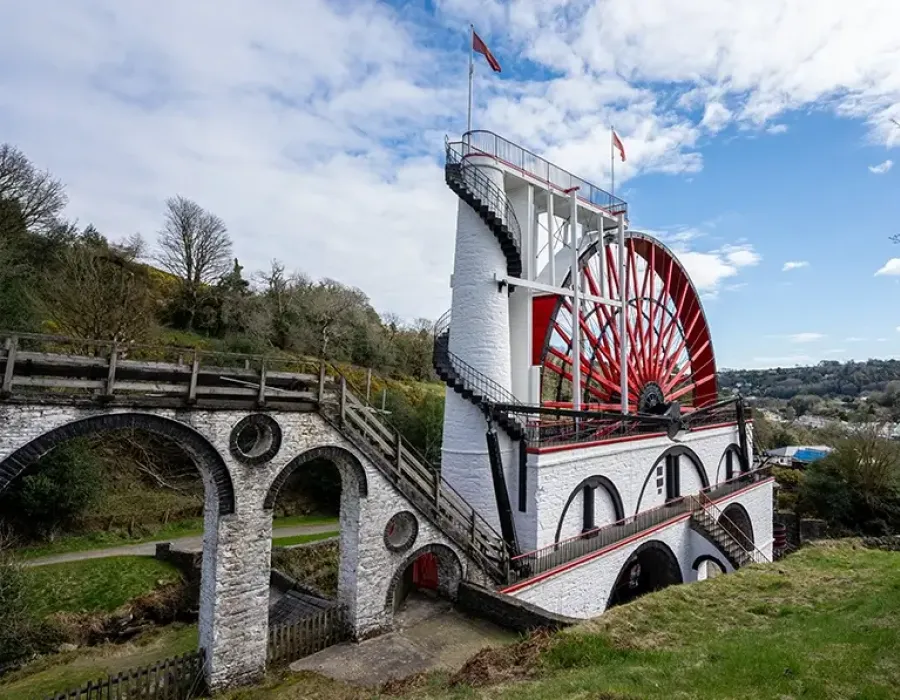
[384,543,463,613]
[715,444,743,483]
[634,445,709,514]
[606,540,683,609]
[0,412,235,514]
[264,445,368,510]
[720,502,755,550]
[554,474,625,543]
[692,554,728,581]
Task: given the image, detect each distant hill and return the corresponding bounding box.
[719,359,900,400]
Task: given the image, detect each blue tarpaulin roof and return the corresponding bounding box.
[792,448,829,463]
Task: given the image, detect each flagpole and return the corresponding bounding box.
[466,24,475,143]
[610,126,615,198]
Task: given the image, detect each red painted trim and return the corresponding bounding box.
[500,513,691,594]
[525,421,737,455]
[500,477,774,594]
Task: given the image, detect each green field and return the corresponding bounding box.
[235,541,900,699]
[24,557,182,617]
[0,625,198,700]
[272,531,339,548]
[16,514,339,559]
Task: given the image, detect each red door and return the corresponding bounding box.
[412,553,438,590]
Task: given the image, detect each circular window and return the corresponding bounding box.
[384,511,418,552]
[229,414,282,465]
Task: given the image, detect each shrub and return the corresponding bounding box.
[2,439,103,539]
[798,427,900,535]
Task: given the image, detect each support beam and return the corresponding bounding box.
[617,213,629,413]
[494,273,622,307]
[567,186,581,411]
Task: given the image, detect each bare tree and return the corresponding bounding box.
[156,195,232,330]
[0,144,67,236]
[39,243,156,344]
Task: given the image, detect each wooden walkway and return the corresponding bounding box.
[0,331,510,582]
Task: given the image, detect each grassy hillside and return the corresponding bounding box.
[232,541,900,699]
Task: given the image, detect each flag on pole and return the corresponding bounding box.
[472,31,501,72]
[612,130,626,162]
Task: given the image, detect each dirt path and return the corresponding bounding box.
[290,592,516,686]
[23,523,339,568]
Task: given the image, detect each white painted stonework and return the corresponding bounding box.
[442,159,518,533]
[0,405,481,691]
[516,425,744,552]
[507,478,772,618]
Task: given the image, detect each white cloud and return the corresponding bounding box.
[701,102,732,133]
[875,259,900,276]
[896,326,900,332]
[782,261,809,272]
[869,159,893,174]
[845,337,866,342]
[767,124,788,134]
[789,332,825,343]
[825,348,847,355]
[663,239,760,296]
[878,338,889,342]
[4,0,900,323]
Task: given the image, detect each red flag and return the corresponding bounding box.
[612,130,626,162]
[473,31,501,72]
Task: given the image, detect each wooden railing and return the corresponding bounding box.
[323,376,508,581]
[268,606,347,667]
[45,650,205,699]
[0,331,326,410]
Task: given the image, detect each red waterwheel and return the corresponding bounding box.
[538,232,717,414]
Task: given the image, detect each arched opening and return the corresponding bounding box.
[693,554,727,581]
[0,413,234,669]
[264,446,365,629]
[555,475,625,543]
[607,540,683,609]
[634,446,709,514]
[719,503,754,551]
[385,544,463,615]
[716,445,742,483]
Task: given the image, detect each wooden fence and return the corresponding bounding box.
[267,606,347,667]
[45,650,205,699]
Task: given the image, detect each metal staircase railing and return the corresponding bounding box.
[687,492,770,566]
[317,363,510,581]
[506,466,773,585]
[445,140,523,278]
[432,311,527,440]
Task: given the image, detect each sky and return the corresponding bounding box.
[1,0,899,370]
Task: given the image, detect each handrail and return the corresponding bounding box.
[445,140,522,256]
[461,130,628,219]
[508,465,772,583]
[689,492,771,565]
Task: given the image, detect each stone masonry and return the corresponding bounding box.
[0,404,486,691]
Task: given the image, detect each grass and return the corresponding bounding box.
[271,540,340,597]
[238,541,900,699]
[272,531,339,547]
[23,557,182,617]
[16,514,339,560]
[0,624,198,700]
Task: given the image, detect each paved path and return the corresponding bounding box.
[23,523,339,567]
[290,592,515,686]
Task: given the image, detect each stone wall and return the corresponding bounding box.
[0,404,485,691]
[506,478,772,618]
[457,581,577,633]
[521,426,741,551]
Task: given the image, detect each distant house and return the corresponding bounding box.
[765,445,832,468]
